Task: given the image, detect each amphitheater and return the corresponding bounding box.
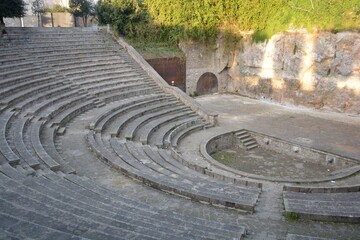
[0,27,359,239]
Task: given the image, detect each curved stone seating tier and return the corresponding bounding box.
[149,116,203,147]
[49,100,97,128]
[136,111,198,144]
[21,87,79,116]
[44,52,122,64]
[1,80,64,108]
[1,75,58,101]
[0,27,253,238]
[94,95,174,134]
[84,78,156,94]
[0,69,52,90]
[93,83,159,99]
[121,104,188,140]
[0,164,246,239]
[0,55,27,65]
[91,94,169,131]
[0,58,32,67]
[79,75,148,89]
[98,87,162,105]
[68,68,137,83]
[31,120,75,173]
[0,65,42,79]
[2,37,107,44]
[87,132,260,212]
[12,116,42,169]
[3,43,111,54]
[0,111,20,165]
[283,185,360,223]
[108,102,185,138]
[165,120,209,148]
[38,95,91,121]
[35,49,120,59]
[48,55,127,69]
[52,58,128,72]
[63,64,131,78]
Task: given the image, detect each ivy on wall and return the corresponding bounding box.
[96,0,360,43]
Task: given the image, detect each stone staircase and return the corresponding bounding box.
[235,129,259,150]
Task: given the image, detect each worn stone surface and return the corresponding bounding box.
[181,31,360,114]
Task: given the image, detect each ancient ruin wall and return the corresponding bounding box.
[180,31,360,114]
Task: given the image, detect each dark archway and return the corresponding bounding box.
[196,72,218,95]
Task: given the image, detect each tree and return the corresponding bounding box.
[0,0,27,25]
[69,0,94,27]
[32,0,45,27]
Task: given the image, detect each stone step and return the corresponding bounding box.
[110,101,184,138]
[151,116,202,147]
[286,233,335,240]
[137,111,197,144]
[0,111,20,165]
[246,143,259,151]
[243,140,257,146]
[121,103,186,140]
[283,190,360,223]
[107,138,259,212]
[0,212,83,240]
[12,117,42,169]
[0,70,51,89]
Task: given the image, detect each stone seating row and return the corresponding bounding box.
[88,130,260,212]
[91,94,203,147]
[283,185,360,223]
[0,164,246,239]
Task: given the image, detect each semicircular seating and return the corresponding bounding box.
[0,27,254,238]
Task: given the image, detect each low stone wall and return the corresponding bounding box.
[4,16,38,27]
[181,30,360,114]
[4,14,96,28]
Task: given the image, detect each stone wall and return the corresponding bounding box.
[181,31,360,114]
[4,14,96,28]
[146,57,186,91]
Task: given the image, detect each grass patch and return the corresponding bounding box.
[211,151,236,165]
[125,38,184,59]
[284,212,300,222]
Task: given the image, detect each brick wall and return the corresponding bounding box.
[146,57,186,92]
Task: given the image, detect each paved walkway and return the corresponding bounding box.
[177,93,360,239]
[195,93,360,160]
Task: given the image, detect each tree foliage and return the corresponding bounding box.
[44,4,69,13]
[69,0,94,26]
[95,0,360,43]
[0,0,27,24]
[96,0,149,37]
[32,0,45,27]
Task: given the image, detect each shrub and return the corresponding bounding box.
[96,0,360,44]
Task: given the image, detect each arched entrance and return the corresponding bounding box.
[196,72,218,95]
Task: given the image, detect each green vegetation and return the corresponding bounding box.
[211,151,236,165]
[189,92,199,98]
[69,0,94,27]
[126,38,183,59]
[44,4,69,13]
[96,0,360,45]
[32,0,45,27]
[284,212,300,222]
[0,0,26,25]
